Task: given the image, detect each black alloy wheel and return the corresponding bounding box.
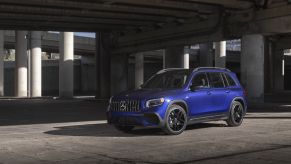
[163,104,187,135]
[226,101,244,127]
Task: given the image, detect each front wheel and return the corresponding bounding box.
[163,104,187,135]
[226,101,244,127]
[114,125,134,133]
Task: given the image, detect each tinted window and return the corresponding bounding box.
[142,70,190,89]
[225,73,237,86]
[208,72,225,88]
[192,73,208,87]
[222,74,229,87]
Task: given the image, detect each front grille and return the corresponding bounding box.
[110,100,140,112]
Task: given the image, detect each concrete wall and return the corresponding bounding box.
[4,59,96,96]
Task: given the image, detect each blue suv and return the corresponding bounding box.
[107,67,247,135]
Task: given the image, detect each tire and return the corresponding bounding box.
[226,101,244,127]
[163,104,187,135]
[114,125,134,133]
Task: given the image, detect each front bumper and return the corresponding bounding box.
[106,111,164,127]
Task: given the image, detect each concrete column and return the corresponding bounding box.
[95,32,110,98]
[241,34,265,102]
[215,41,226,68]
[199,43,213,67]
[135,53,144,89]
[59,32,74,98]
[273,49,284,91]
[15,31,28,97]
[111,54,128,95]
[0,31,4,96]
[162,49,166,69]
[164,46,189,68]
[183,46,190,69]
[30,31,42,97]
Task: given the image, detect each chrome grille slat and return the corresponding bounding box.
[110,100,140,112]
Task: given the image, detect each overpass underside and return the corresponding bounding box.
[0,0,290,102]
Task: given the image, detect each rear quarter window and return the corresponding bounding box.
[225,73,237,86]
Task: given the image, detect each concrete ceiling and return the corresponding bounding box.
[0,0,290,54]
[0,0,257,32]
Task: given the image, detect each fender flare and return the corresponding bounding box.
[229,97,247,116]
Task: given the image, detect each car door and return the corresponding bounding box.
[187,72,213,116]
[207,72,229,113]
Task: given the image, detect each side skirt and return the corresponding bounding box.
[187,113,228,125]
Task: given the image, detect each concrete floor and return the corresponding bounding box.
[0,99,291,164]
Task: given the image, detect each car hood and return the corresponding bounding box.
[113,88,182,100]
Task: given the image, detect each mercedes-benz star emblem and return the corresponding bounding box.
[120,101,126,111]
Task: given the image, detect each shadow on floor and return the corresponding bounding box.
[44,122,226,137]
[0,99,108,126]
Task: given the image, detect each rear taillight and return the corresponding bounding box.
[243,89,247,96]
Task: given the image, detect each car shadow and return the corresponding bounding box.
[44,122,226,137]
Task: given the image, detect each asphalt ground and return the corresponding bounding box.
[0,99,290,164]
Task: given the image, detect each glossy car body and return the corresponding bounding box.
[106,67,247,133]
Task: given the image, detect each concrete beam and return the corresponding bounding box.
[0,5,174,23]
[100,0,216,14]
[114,5,291,55]
[1,0,199,18]
[118,15,220,47]
[0,13,152,27]
[186,0,253,9]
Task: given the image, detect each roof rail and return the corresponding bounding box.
[157,68,186,74]
[193,67,231,72]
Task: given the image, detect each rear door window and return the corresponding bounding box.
[192,73,209,87]
[208,72,225,88]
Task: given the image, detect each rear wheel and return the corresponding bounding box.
[226,101,244,127]
[114,125,134,133]
[163,104,187,135]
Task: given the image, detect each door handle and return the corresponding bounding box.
[225,90,230,93]
[207,91,211,95]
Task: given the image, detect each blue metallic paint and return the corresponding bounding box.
[107,68,247,128]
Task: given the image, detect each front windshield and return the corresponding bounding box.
[142,70,190,89]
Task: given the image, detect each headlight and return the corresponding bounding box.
[146,98,165,108]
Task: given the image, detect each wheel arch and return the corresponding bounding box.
[231,97,247,115]
[168,100,189,115]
